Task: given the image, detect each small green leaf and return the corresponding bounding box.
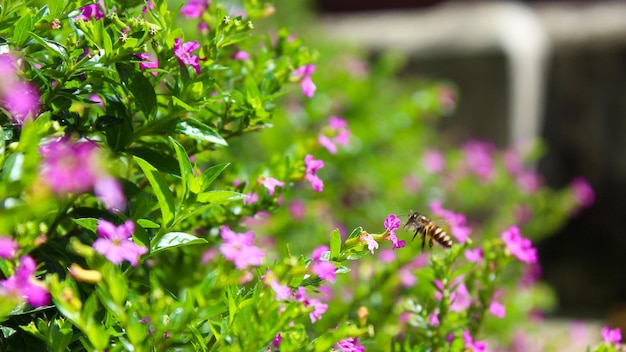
[133,156,176,228]
[171,96,199,111]
[346,250,369,261]
[190,162,230,194]
[347,226,363,240]
[127,147,179,176]
[72,218,98,233]
[329,229,341,260]
[29,32,67,60]
[196,191,247,204]
[137,219,160,229]
[175,118,227,146]
[14,14,32,47]
[116,63,157,119]
[169,137,193,202]
[150,232,208,256]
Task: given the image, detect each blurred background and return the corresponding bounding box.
[312,0,626,330]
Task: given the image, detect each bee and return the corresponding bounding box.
[403,211,453,250]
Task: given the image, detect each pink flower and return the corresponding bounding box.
[311,245,328,261]
[464,248,483,262]
[304,154,324,192]
[384,214,405,249]
[318,116,350,154]
[463,330,488,352]
[293,64,316,98]
[516,171,541,194]
[311,261,336,283]
[94,177,126,212]
[449,283,472,312]
[93,220,147,266]
[295,287,327,323]
[402,174,422,194]
[2,81,40,122]
[489,301,506,318]
[75,4,105,21]
[260,177,284,196]
[174,38,201,74]
[427,310,440,327]
[463,140,495,181]
[142,0,154,14]
[398,266,416,287]
[602,326,622,345]
[379,249,396,263]
[288,199,306,220]
[423,149,445,173]
[136,53,158,76]
[0,236,18,259]
[362,234,378,255]
[501,226,537,264]
[334,337,365,352]
[219,226,265,269]
[243,192,259,205]
[180,0,208,18]
[429,201,472,243]
[1,255,50,307]
[272,333,281,350]
[571,177,595,208]
[232,50,250,61]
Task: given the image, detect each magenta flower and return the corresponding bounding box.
[219,225,265,269]
[293,64,316,98]
[602,326,622,345]
[1,256,50,307]
[311,245,328,261]
[464,248,483,262]
[463,140,495,181]
[304,154,324,192]
[384,214,405,249]
[318,116,350,154]
[449,282,472,312]
[260,176,285,196]
[94,177,126,212]
[362,234,378,255]
[288,199,306,220]
[398,266,416,287]
[427,310,440,327]
[142,0,154,14]
[0,236,18,259]
[295,287,327,323]
[136,53,158,76]
[243,192,259,205]
[463,330,488,352]
[571,177,595,208]
[263,271,293,301]
[334,337,365,352]
[423,149,445,173]
[93,220,147,266]
[311,261,336,283]
[516,171,541,194]
[180,0,208,18]
[501,226,537,264]
[232,50,250,61]
[272,333,281,350]
[75,4,105,21]
[489,301,506,318]
[174,38,201,74]
[503,149,524,175]
[2,81,40,123]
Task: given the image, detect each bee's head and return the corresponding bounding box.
[404,211,421,229]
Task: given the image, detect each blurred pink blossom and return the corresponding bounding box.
[571,177,595,208]
[293,64,316,98]
[463,140,495,181]
[180,0,209,18]
[0,255,50,307]
[501,226,537,264]
[0,236,18,260]
[423,149,445,173]
[93,220,146,266]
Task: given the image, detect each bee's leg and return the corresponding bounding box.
[421,232,426,250]
[412,231,419,242]
[429,237,434,248]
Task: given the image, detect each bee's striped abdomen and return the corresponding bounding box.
[428,225,453,248]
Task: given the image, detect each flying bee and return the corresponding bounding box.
[403,211,453,250]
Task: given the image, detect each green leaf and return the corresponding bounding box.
[169,137,193,202]
[14,14,32,47]
[133,156,176,228]
[96,115,133,151]
[175,118,227,146]
[137,219,160,229]
[29,32,67,60]
[72,218,98,233]
[150,232,207,256]
[116,63,157,119]
[171,96,199,111]
[196,191,247,204]
[127,147,180,176]
[329,229,341,260]
[190,162,229,194]
[347,226,363,240]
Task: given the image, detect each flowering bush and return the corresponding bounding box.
[0,0,618,351]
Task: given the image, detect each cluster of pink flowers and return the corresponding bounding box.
[39,138,126,212]
[1,255,50,307]
[93,219,147,266]
[310,245,336,283]
[422,149,445,174]
[219,225,265,269]
[174,38,201,74]
[136,53,159,76]
[463,330,488,351]
[74,3,105,21]
[462,140,496,181]
[0,54,40,123]
[304,155,324,192]
[292,64,316,98]
[264,272,328,324]
[180,0,209,18]
[383,214,405,249]
[259,176,285,196]
[571,177,595,209]
[334,337,365,352]
[318,116,350,154]
[502,148,542,193]
[501,226,537,264]
[602,326,622,347]
[429,201,472,243]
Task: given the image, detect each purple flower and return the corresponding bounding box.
[304,154,324,192]
[94,177,126,212]
[2,81,40,123]
[260,177,284,196]
[93,220,147,266]
[464,248,483,263]
[219,226,265,269]
[334,337,365,352]
[516,171,541,194]
[288,199,306,220]
[142,0,154,14]
[40,139,99,194]
[312,245,328,261]
[295,287,328,323]
[423,149,445,173]
[75,4,105,21]
[174,38,201,74]
[263,271,293,301]
[449,282,471,312]
[602,326,622,345]
[136,53,158,76]
[571,177,595,208]
[293,64,316,98]
[463,140,495,181]
[243,192,259,205]
[232,50,250,61]
[1,256,50,307]
[501,226,537,264]
[427,310,440,327]
[463,330,488,352]
[318,116,350,154]
[362,234,378,255]
[180,0,208,18]
[489,301,506,318]
[272,333,281,350]
[311,261,336,283]
[0,236,18,259]
[398,266,416,287]
[384,214,405,249]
